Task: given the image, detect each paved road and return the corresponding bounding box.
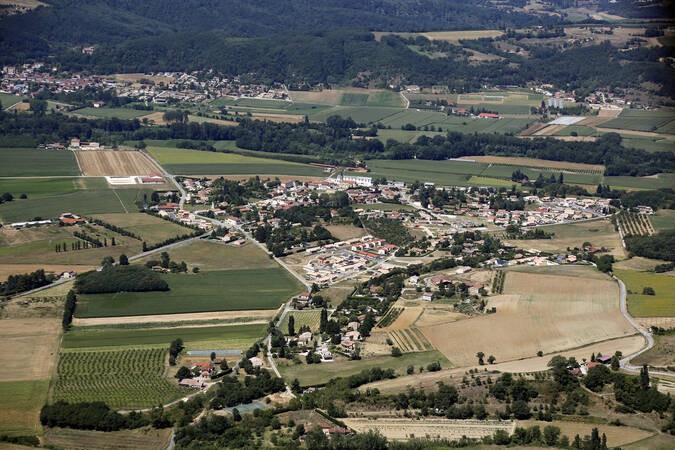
[614,276,673,378]
[141,150,187,210]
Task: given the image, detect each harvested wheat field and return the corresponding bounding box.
[419,266,636,367]
[0,318,61,381]
[342,418,515,441]
[142,111,167,125]
[459,155,604,173]
[73,308,278,327]
[519,420,653,447]
[76,150,161,176]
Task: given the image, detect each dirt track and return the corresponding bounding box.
[76,150,161,176]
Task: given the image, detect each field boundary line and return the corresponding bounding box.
[72,149,84,175]
[111,188,129,213]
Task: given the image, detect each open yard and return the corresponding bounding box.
[0,177,143,223]
[507,218,625,258]
[0,380,50,437]
[135,239,277,271]
[419,266,636,367]
[62,323,267,351]
[614,269,675,317]
[278,350,447,386]
[76,150,161,176]
[92,213,193,246]
[279,310,322,333]
[147,146,324,177]
[0,147,79,176]
[76,268,303,317]
[53,348,187,409]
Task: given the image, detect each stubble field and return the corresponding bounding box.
[76,150,161,176]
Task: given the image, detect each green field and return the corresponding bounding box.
[340,93,369,106]
[278,350,449,386]
[0,93,25,109]
[456,103,531,115]
[604,173,675,190]
[77,268,303,317]
[279,310,322,333]
[63,324,266,350]
[602,109,675,134]
[309,106,402,124]
[147,146,324,176]
[0,380,49,436]
[615,269,675,317]
[92,213,193,245]
[0,177,134,223]
[367,159,487,185]
[651,209,675,232]
[53,348,187,408]
[71,107,153,119]
[0,147,79,176]
[620,136,674,154]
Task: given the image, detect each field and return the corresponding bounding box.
[53,348,187,408]
[289,89,405,108]
[0,318,61,381]
[507,219,625,258]
[367,159,486,185]
[614,269,675,317]
[92,213,193,246]
[62,323,267,351]
[0,177,143,223]
[631,333,675,368]
[135,239,278,271]
[70,107,153,119]
[373,30,504,43]
[419,266,636,367]
[0,222,142,268]
[77,268,303,317]
[278,350,447,386]
[459,155,604,174]
[43,427,172,450]
[0,147,79,176]
[279,310,322,333]
[601,109,675,134]
[0,380,49,436]
[342,418,515,441]
[388,327,433,353]
[0,92,25,109]
[651,209,675,232]
[147,146,324,177]
[604,173,675,190]
[617,212,654,237]
[75,150,161,176]
[324,224,368,241]
[518,420,653,448]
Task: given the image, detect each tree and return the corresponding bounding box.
[488,355,496,364]
[219,359,229,372]
[640,364,650,390]
[319,308,328,333]
[476,351,485,365]
[232,408,241,421]
[611,355,620,371]
[391,347,402,357]
[210,352,216,361]
[160,252,170,269]
[175,366,191,379]
[192,267,200,273]
[29,99,47,115]
[119,254,129,265]
[101,256,115,270]
[511,400,531,419]
[291,378,301,394]
[288,315,295,336]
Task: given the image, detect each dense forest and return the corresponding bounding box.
[0,0,554,60]
[74,265,169,294]
[624,230,675,261]
[50,31,674,96]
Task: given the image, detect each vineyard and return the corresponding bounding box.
[53,348,187,408]
[377,307,403,328]
[492,271,506,294]
[617,212,654,238]
[389,327,433,352]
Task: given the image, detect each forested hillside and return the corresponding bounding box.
[0,0,552,61]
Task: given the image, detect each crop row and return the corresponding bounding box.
[377,307,403,328]
[492,271,506,294]
[54,348,187,408]
[618,212,654,237]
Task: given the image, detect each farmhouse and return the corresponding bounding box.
[179,378,204,389]
[59,213,85,225]
[478,113,500,119]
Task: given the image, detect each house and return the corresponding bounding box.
[341,339,356,351]
[347,321,360,331]
[249,356,264,367]
[346,330,361,341]
[296,291,311,302]
[596,355,612,364]
[318,348,333,360]
[192,362,213,372]
[179,378,203,389]
[298,331,313,346]
[59,213,85,225]
[60,271,76,279]
[422,292,435,302]
[478,112,500,119]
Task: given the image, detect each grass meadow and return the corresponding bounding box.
[147,146,324,176]
[70,107,154,119]
[601,109,675,134]
[92,213,194,246]
[278,350,448,386]
[279,310,322,333]
[0,147,79,176]
[63,323,267,350]
[0,380,49,436]
[615,269,675,317]
[77,268,303,317]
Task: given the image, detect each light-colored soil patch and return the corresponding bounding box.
[577,116,612,127]
[613,257,670,272]
[0,318,61,381]
[533,124,565,136]
[76,150,161,176]
[112,73,175,85]
[636,317,675,330]
[142,111,167,125]
[415,307,466,327]
[342,418,515,441]
[324,224,368,241]
[632,334,675,367]
[72,308,278,327]
[289,90,343,105]
[419,267,636,367]
[519,420,653,447]
[0,263,94,282]
[459,155,604,173]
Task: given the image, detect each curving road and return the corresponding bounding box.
[614,276,673,378]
